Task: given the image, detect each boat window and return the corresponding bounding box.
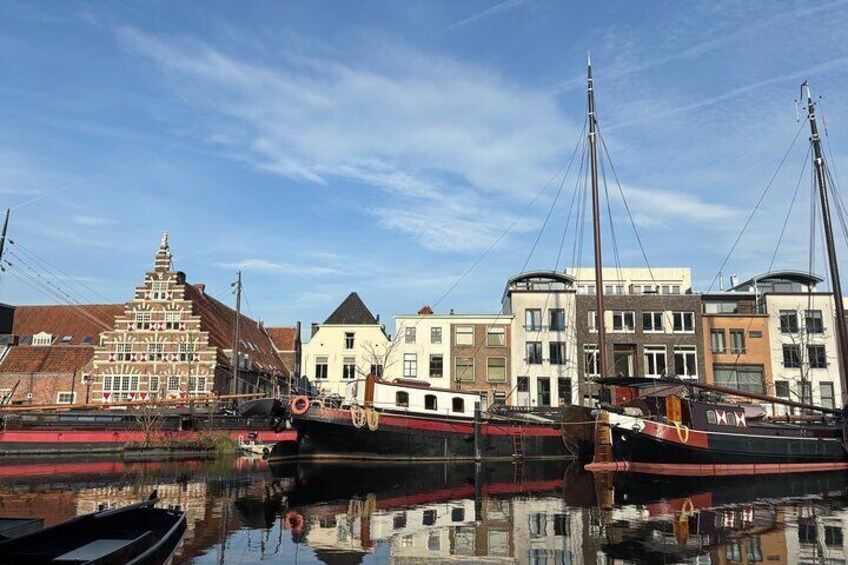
[425,394,437,411]
[452,397,464,413]
[706,410,717,425]
[396,391,409,408]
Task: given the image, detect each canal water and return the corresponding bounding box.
[0,456,845,564]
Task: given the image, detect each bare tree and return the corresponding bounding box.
[356,330,403,379]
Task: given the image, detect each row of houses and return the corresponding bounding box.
[304,268,845,410]
[0,234,300,406]
[0,234,843,411]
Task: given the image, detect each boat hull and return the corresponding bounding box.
[283,407,571,461]
[587,413,848,475]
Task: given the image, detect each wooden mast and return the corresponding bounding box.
[588,55,608,379]
[231,270,242,396]
[803,82,848,406]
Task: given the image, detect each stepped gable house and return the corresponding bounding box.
[90,233,289,403]
[0,302,124,405]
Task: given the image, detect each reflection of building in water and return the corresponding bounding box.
[75,481,208,541]
[298,495,589,564]
[784,504,847,564]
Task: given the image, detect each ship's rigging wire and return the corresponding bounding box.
[706,121,807,293]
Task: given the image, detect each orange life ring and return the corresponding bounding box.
[290,396,310,416]
[285,511,304,532]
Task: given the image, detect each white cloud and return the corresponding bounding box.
[621,185,738,225]
[116,26,576,251]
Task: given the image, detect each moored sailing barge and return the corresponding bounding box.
[282,376,571,461]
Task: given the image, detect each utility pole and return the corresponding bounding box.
[588,56,609,381]
[804,82,848,406]
[231,271,242,397]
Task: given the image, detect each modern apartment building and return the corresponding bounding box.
[302,292,391,397]
[702,291,773,396]
[567,266,692,296]
[394,306,513,407]
[731,271,843,409]
[501,271,577,408]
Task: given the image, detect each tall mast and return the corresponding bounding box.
[588,56,609,378]
[0,209,10,268]
[231,270,242,396]
[803,82,848,405]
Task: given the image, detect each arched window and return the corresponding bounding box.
[452,397,465,413]
[396,391,409,407]
[424,394,437,411]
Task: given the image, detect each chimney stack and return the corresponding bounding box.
[730,274,739,289]
[311,322,319,338]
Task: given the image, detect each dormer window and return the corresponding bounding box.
[32,333,53,346]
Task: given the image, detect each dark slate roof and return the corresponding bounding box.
[324,292,378,325]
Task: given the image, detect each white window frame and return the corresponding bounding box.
[486,327,505,347]
[56,391,76,404]
[430,327,442,344]
[403,353,417,378]
[456,326,474,346]
[32,332,53,346]
[642,312,664,333]
[164,311,181,330]
[674,346,698,378]
[643,346,667,377]
[314,357,329,380]
[455,357,475,383]
[116,342,133,361]
[187,376,207,397]
[486,357,507,383]
[612,311,635,333]
[404,327,416,344]
[167,375,181,391]
[342,357,357,380]
[588,311,597,333]
[672,312,695,333]
[134,311,152,330]
[151,280,169,300]
[147,342,164,361]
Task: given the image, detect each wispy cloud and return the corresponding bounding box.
[115,25,573,252]
[72,215,116,227]
[620,185,739,227]
[446,0,530,32]
[214,258,346,276]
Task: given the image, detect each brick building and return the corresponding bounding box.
[0,303,123,405]
[267,324,301,378]
[89,233,289,403]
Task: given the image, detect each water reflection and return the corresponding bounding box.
[0,455,844,564]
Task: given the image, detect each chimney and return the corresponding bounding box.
[449,308,455,315]
[176,271,187,285]
[311,322,319,338]
[719,272,724,291]
[729,274,739,289]
[418,305,434,315]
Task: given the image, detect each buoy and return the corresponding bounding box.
[291,396,310,416]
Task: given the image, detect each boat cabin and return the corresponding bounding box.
[344,378,482,419]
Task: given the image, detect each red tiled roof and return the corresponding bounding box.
[267,326,297,352]
[11,304,123,345]
[0,346,94,374]
[183,284,289,376]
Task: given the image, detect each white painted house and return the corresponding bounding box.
[502,271,578,408]
[301,292,392,397]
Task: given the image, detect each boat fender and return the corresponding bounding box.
[286,511,305,532]
[291,396,310,416]
[351,405,366,428]
[673,421,690,443]
[366,408,379,431]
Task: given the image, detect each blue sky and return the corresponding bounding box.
[3,0,848,328]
